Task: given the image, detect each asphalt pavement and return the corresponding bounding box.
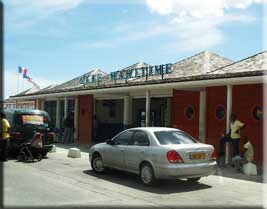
[2,143,267,208]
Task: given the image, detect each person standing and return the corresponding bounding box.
[219,113,245,160]
[63,112,74,144]
[230,114,245,157]
[1,113,10,161]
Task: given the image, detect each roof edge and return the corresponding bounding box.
[208,51,267,74]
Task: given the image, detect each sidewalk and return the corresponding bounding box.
[53,142,265,184]
[215,164,263,183]
[54,142,93,154]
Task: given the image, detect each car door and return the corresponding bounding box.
[103,130,134,170]
[124,130,150,173]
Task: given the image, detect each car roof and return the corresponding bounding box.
[4,108,49,115]
[127,127,180,133]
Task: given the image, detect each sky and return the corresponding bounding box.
[3,0,267,99]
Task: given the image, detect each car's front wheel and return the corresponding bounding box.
[91,153,106,173]
[140,163,157,186]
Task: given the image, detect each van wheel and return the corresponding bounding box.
[187,177,201,183]
[91,153,106,173]
[41,151,48,157]
[140,163,157,186]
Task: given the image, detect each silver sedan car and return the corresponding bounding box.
[89,127,217,186]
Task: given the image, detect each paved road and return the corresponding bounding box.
[3,147,266,208]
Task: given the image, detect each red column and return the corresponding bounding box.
[78,95,93,144]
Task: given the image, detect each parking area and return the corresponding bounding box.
[3,144,266,208]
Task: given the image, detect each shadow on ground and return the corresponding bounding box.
[6,155,49,164]
[214,166,263,183]
[83,169,212,194]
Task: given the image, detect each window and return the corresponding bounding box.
[113,130,134,145]
[185,106,194,119]
[154,131,198,145]
[14,113,51,128]
[216,105,225,120]
[44,101,56,128]
[131,131,150,146]
[253,106,263,120]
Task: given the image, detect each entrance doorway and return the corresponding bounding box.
[133,97,171,127]
[94,99,124,142]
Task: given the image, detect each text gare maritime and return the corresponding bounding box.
[79,63,173,84]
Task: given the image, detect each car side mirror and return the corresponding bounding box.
[106,139,114,145]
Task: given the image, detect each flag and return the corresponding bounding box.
[18,65,40,89]
[23,68,28,75]
[18,66,23,73]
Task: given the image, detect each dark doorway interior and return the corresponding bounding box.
[94,99,124,142]
[133,97,171,127]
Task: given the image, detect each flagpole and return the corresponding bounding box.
[22,77,24,91]
[17,71,19,94]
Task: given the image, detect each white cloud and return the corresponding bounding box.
[146,0,266,17]
[3,70,61,99]
[81,23,174,49]
[145,0,263,51]
[79,0,260,51]
[5,0,85,29]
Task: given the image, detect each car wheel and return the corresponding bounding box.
[91,153,106,173]
[187,177,201,183]
[140,163,157,186]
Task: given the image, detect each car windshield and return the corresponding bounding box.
[154,131,198,145]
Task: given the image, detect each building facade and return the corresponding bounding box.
[9,51,267,163]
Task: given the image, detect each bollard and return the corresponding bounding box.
[49,145,56,153]
[67,148,81,158]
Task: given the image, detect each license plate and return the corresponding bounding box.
[190,153,205,160]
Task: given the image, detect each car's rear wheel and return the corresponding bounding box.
[140,163,157,186]
[187,177,201,183]
[91,153,106,173]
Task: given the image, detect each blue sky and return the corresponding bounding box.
[4,0,267,98]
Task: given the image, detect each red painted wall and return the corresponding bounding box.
[205,86,227,155]
[78,95,93,144]
[232,84,263,162]
[172,90,200,139]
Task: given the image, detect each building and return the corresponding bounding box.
[9,51,267,163]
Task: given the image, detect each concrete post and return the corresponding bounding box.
[35,99,39,109]
[199,90,206,143]
[64,96,68,118]
[74,97,78,143]
[123,96,132,129]
[165,98,172,127]
[40,99,45,110]
[55,98,61,129]
[145,90,151,127]
[226,85,233,164]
